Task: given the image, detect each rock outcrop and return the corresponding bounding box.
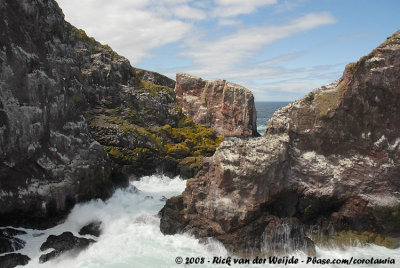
[39,232,95,263]
[79,221,102,237]
[160,31,400,254]
[0,0,223,227]
[0,253,30,268]
[135,68,176,89]
[0,228,26,254]
[175,73,258,137]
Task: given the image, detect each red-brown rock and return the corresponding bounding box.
[175,73,258,137]
[160,30,400,254]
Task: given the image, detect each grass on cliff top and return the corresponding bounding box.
[312,81,345,118]
[72,27,123,59]
[135,78,174,97]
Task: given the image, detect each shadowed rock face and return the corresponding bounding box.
[0,0,224,227]
[0,0,114,225]
[175,73,258,137]
[160,30,400,254]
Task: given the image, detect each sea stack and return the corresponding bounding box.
[175,73,258,137]
[160,30,400,254]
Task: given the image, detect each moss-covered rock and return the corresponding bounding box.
[86,77,224,178]
[311,230,399,249]
[376,206,400,230]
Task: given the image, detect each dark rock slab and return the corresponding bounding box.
[79,221,102,237]
[0,228,26,254]
[39,232,95,263]
[0,253,30,268]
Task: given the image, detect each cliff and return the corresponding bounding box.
[0,0,223,226]
[160,30,400,254]
[175,73,258,137]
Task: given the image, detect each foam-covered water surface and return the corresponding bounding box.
[5,174,399,267]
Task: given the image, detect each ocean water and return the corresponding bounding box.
[255,102,290,135]
[3,175,399,267]
[2,102,400,267]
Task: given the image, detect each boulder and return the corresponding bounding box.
[39,232,95,263]
[79,221,102,237]
[0,253,30,268]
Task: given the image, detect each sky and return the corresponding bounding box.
[56,0,399,101]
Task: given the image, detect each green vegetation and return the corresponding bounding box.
[157,115,224,158]
[315,83,344,118]
[105,146,155,167]
[72,27,98,49]
[72,26,123,59]
[376,206,400,229]
[180,156,204,170]
[86,64,224,177]
[90,100,223,176]
[135,79,174,97]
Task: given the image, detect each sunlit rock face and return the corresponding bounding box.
[160,31,400,254]
[175,73,258,138]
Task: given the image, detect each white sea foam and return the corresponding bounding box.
[5,174,400,267]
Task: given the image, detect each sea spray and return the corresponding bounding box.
[9,174,400,267]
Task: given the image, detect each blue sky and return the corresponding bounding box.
[57,0,399,101]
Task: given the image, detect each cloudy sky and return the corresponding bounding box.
[57,0,399,101]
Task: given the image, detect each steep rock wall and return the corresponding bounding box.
[160,31,400,254]
[0,0,223,226]
[175,73,258,137]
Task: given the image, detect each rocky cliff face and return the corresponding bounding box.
[0,0,223,226]
[160,31,400,254]
[0,0,114,225]
[175,73,258,137]
[135,68,176,89]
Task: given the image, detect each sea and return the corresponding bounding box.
[255,102,290,135]
[2,102,400,267]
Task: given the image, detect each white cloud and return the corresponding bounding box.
[172,5,207,20]
[218,19,242,26]
[274,0,306,13]
[212,0,277,18]
[254,51,306,66]
[57,0,196,64]
[56,0,339,101]
[181,12,337,76]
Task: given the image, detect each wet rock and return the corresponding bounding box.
[159,195,188,235]
[39,232,95,263]
[0,228,26,254]
[175,73,258,137]
[261,217,315,255]
[160,30,400,254]
[79,222,102,237]
[0,253,30,268]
